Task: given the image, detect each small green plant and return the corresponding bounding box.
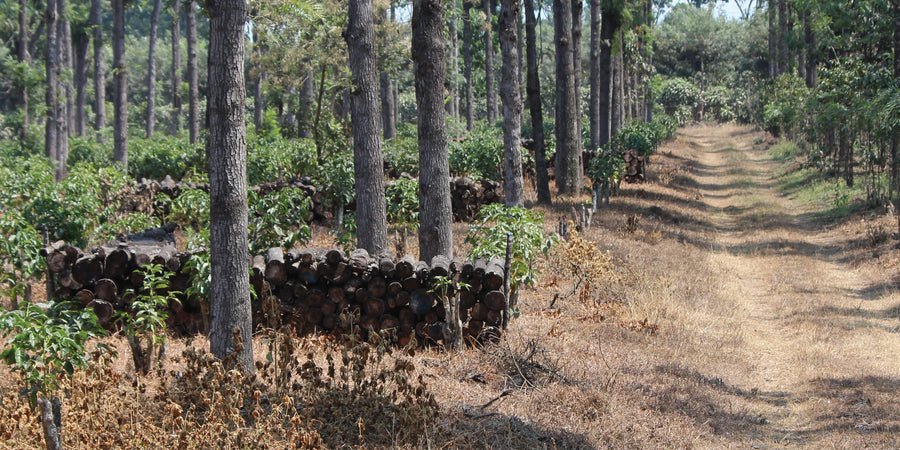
[183,252,211,331]
[466,204,557,317]
[429,275,470,349]
[119,264,180,375]
[588,150,626,207]
[385,178,419,254]
[167,188,210,230]
[0,210,44,307]
[248,187,311,255]
[317,150,355,229]
[330,212,358,254]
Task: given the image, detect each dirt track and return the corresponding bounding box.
[681,124,900,445]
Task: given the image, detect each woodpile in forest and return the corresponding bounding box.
[623,149,645,183]
[41,234,508,348]
[137,175,501,223]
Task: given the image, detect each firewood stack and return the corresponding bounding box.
[623,149,645,183]
[448,177,501,222]
[41,237,508,347]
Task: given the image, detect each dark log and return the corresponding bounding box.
[321,299,337,317]
[466,319,484,337]
[395,290,411,307]
[330,261,351,284]
[327,286,345,303]
[103,247,131,278]
[361,315,379,331]
[410,289,432,314]
[368,276,387,298]
[364,298,385,317]
[151,245,176,268]
[133,249,152,267]
[450,257,463,274]
[387,281,403,295]
[461,259,476,277]
[325,248,346,265]
[305,308,323,325]
[467,276,482,294]
[396,255,416,279]
[380,314,399,332]
[348,248,371,272]
[64,245,80,265]
[251,255,266,279]
[88,299,114,325]
[415,261,429,279]
[130,270,145,287]
[355,287,370,303]
[47,251,69,274]
[426,322,444,341]
[74,289,94,307]
[321,314,337,330]
[306,289,325,307]
[429,254,451,278]
[401,276,420,292]
[415,322,428,339]
[470,303,488,321]
[265,247,287,286]
[459,289,476,309]
[94,278,118,302]
[397,334,412,347]
[72,254,103,285]
[57,271,82,290]
[486,309,502,326]
[484,290,506,311]
[377,253,396,275]
[298,262,319,284]
[483,257,505,291]
[473,258,487,278]
[276,283,294,303]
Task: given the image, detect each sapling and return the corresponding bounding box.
[429,275,469,350]
[119,263,180,374]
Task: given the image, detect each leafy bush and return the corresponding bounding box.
[449,122,502,181]
[248,187,311,254]
[247,136,318,185]
[129,136,205,181]
[386,178,419,231]
[317,150,355,212]
[658,77,701,116]
[166,188,210,230]
[761,74,809,137]
[383,133,419,177]
[120,264,180,374]
[0,210,44,304]
[609,119,655,158]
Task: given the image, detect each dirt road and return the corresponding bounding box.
[681,124,900,445]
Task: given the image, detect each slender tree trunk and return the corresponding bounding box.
[187,0,200,144]
[207,0,253,374]
[91,0,105,138]
[797,9,806,81]
[525,0,550,204]
[73,32,88,136]
[347,0,389,255]
[147,0,161,137]
[499,0,523,207]
[463,0,474,130]
[252,20,265,132]
[554,0,581,194]
[611,29,623,136]
[517,5,524,89]
[892,0,899,234]
[299,66,315,139]
[483,0,496,123]
[804,7,816,88]
[598,3,615,148]
[172,7,181,135]
[589,0,600,152]
[572,0,582,127]
[412,0,453,262]
[768,0,777,77]
[378,9,396,139]
[18,0,30,133]
[61,1,74,138]
[112,0,128,170]
[447,14,459,118]
[46,0,59,167]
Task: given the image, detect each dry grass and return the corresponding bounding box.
[3,123,900,448]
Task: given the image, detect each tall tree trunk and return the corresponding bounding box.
[147,0,161,137]
[598,2,616,148]
[73,31,89,136]
[252,21,265,132]
[554,0,581,194]
[347,0,389,255]
[804,6,816,88]
[589,0,600,152]
[186,0,200,144]
[18,0,30,133]
[112,0,128,170]
[172,7,181,135]
[463,0,474,130]
[447,14,459,118]
[525,0,550,204]
[61,1,73,138]
[300,66,315,139]
[378,8,396,139]
[892,0,899,234]
[572,0,582,127]
[207,0,253,374]
[46,0,59,168]
[768,0,777,78]
[91,0,105,139]
[611,29,623,136]
[412,0,453,262]
[499,0,523,207]
[797,9,806,81]
[483,0,497,123]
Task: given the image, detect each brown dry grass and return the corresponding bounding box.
[3,123,900,448]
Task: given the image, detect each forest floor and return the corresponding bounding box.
[2,123,900,448]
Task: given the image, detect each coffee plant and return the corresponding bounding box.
[119,264,180,375]
[248,187,311,254]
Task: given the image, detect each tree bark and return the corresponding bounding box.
[525,0,550,204]
[207,0,254,374]
[172,6,182,136]
[611,29,623,136]
[252,20,265,132]
[300,66,315,139]
[572,0,582,129]
[779,0,790,75]
[112,0,128,170]
[187,0,200,144]
[499,0,523,207]
[598,1,616,148]
[463,0,474,130]
[554,0,581,194]
[483,0,497,123]
[804,5,816,88]
[589,0,600,152]
[46,0,59,168]
[18,0,30,133]
[91,0,105,139]
[447,14,459,118]
[412,0,454,262]
[147,0,162,137]
[56,0,69,180]
[893,0,899,234]
[377,8,396,139]
[347,0,389,255]
[73,30,89,137]
[768,0,777,77]
[61,1,74,138]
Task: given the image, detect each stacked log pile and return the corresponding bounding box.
[139,175,501,223]
[42,238,508,347]
[623,149,645,183]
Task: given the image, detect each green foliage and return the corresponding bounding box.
[761,74,809,137]
[609,119,655,158]
[658,77,701,116]
[385,178,419,232]
[0,301,106,402]
[129,136,206,181]
[449,122,503,181]
[183,253,211,307]
[588,149,626,187]
[247,136,318,185]
[465,204,557,289]
[120,264,180,374]
[383,131,420,177]
[248,187,311,255]
[317,150,355,208]
[0,210,44,300]
[166,188,210,230]
[329,212,357,254]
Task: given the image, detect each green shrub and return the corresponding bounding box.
[659,77,701,116]
[129,136,205,181]
[247,136,318,185]
[248,187,311,254]
[449,122,502,181]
